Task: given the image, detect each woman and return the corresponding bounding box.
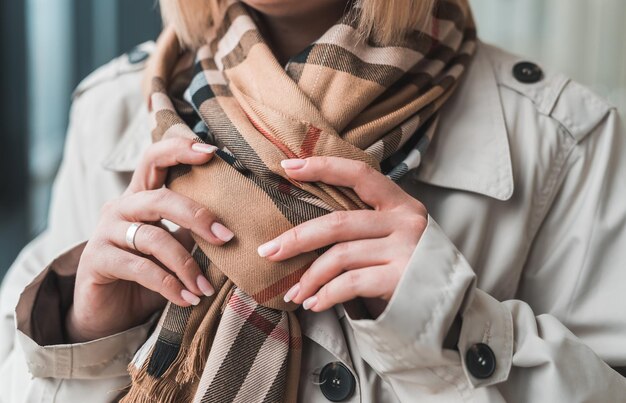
[1,0,625,401]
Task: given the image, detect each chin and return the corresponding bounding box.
[241,0,343,18]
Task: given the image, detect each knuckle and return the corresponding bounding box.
[168,137,192,150]
[193,206,214,223]
[168,138,191,158]
[332,242,350,261]
[289,226,303,246]
[299,266,316,288]
[317,285,331,303]
[89,235,111,252]
[152,187,171,203]
[160,274,180,293]
[327,211,348,229]
[142,226,167,246]
[163,137,190,149]
[299,270,310,287]
[406,213,427,234]
[355,161,373,177]
[345,271,361,294]
[178,254,198,275]
[132,258,152,277]
[316,156,331,171]
[100,199,118,216]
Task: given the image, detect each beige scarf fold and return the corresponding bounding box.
[123,1,476,401]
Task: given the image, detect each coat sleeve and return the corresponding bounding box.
[346,109,626,402]
[0,91,93,363]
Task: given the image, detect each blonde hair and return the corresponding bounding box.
[159,0,436,48]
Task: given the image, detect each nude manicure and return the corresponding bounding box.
[284,283,301,303]
[280,159,306,170]
[192,143,218,154]
[258,240,280,257]
[181,289,201,306]
[211,222,234,242]
[302,296,318,310]
[197,275,215,297]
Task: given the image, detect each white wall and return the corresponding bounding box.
[470,0,626,115]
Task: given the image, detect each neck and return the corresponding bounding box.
[253,2,350,65]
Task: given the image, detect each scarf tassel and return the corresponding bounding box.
[147,340,181,377]
[176,329,213,385]
[122,344,192,403]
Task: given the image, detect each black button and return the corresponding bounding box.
[513,61,543,84]
[319,362,356,402]
[465,343,496,379]
[127,47,149,64]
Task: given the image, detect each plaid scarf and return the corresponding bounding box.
[123,1,476,401]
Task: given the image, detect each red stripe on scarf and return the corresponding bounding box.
[245,112,298,159]
[300,125,322,158]
[229,293,291,344]
[252,264,309,304]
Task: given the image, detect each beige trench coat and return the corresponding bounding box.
[1,40,626,402]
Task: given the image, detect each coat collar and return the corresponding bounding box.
[103,42,513,201]
[101,102,152,172]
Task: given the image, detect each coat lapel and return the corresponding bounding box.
[415,43,514,201]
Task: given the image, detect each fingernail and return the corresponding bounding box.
[280,159,306,170]
[211,222,234,242]
[196,275,215,297]
[181,289,201,306]
[283,283,300,303]
[258,240,280,257]
[302,295,318,310]
[192,143,218,154]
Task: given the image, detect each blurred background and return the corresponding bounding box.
[1,0,625,279]
[0,0,161,278]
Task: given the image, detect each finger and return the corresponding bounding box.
[155,220,195,251]
[127,137,217,193]
[111,222,214,297]
[289,238,392,304]
[100,247,198,307]
[281,156,406,209]
[302,266,396,312]
[170,227,196,251]
[113,188,234,245]
[258,210,396,261]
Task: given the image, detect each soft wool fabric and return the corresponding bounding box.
[123,0,476,401]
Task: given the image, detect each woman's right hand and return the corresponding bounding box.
[65,138,233,343]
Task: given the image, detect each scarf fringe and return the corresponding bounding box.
[123,345,193,403]
[176,329,211,385]
[121,377,190,403]
[147,341,181,377]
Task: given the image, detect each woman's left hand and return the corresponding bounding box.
[257,156,428,314]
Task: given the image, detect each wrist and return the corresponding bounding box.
[65,305,105,343]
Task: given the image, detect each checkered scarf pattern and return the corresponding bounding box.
[122,1,476,401]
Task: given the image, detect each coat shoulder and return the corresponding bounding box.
[66,42,155,173]
[73,41,155,100]
[481,42,615,143]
